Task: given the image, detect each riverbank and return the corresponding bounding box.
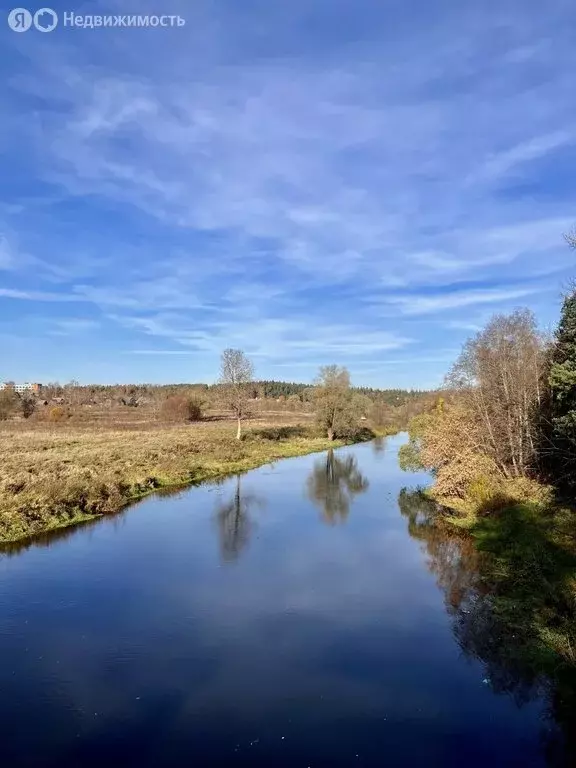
[0,421,376,543]
[419,483,576,669]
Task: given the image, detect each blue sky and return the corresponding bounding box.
[1,0,575,387]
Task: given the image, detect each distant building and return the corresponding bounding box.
[0,382,43,394]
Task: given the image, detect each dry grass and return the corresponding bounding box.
[22,398,316,431]
[0,416,357,543]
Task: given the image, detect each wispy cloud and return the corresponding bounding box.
[1,0,575,384]
[129,349,195,355]
[385,287,539,316]
[469,130,575,184]
[0,288,86,302]
[113,311,413,363]
[48,318,101,336]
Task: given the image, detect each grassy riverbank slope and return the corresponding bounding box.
[419,476,576,664]
[0,420,372,543]
[410,473,576,676]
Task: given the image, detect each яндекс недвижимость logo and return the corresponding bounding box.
[7,8,185,30]
[8,7,58,32]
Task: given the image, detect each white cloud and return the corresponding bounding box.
[384,287,539,316]
[48,318,101,336]
[0,288,86,302]
[0,236,17,270]
[471,130,575,183]
[129,349,195,355]
[113,311,413,363]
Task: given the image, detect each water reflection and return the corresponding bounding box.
[398,488,576,766]
[398,489,480,611]
[371,435,386,456]
[306,449,369,525]
[0,511,131,558]
[213,474,265,562]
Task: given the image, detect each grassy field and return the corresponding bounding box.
[0,415,371,544]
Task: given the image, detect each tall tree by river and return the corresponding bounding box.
[313,365,369,440]
[218,348,255,440]
[447,309,546,480]
[401,309,547,500]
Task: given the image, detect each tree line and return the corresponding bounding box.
[18,380,426,405]
[0,361,433,434]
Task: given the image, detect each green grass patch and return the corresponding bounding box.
[467,502,576,668]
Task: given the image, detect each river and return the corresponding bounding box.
[0,434,570,766]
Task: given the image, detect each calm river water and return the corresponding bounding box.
[0,435,567,766]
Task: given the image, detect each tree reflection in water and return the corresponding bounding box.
[306,449,369,525]
[371,436,386,457]
[398,488,576,766]
[213,475,265,563]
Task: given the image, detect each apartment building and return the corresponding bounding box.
[0,382,43,394]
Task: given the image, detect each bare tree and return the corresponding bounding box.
[64,379,82,406]
[43,381,63,400]
[447,309,546,479]
[218,348,255,440]
[564,228,576,249]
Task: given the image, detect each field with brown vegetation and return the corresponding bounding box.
[0,380,435,544]
[0,413,371,544]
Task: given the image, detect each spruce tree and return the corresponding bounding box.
[548,287,576,490]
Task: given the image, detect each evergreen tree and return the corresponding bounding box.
[548,287,576,490]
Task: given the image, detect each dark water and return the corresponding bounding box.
[0,435,566,766]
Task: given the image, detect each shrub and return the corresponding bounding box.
[335,425,375,442]
[251,425,308,441]
[20,396,36,419]
[160,395,203,422]
[286,393,302,411]
[47,406,67,423]
[0,390,18,421]
[459,473,552,517]
[466,474,509,515]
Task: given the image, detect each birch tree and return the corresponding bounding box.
[218,348,254,440]
[446,309,546,478]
